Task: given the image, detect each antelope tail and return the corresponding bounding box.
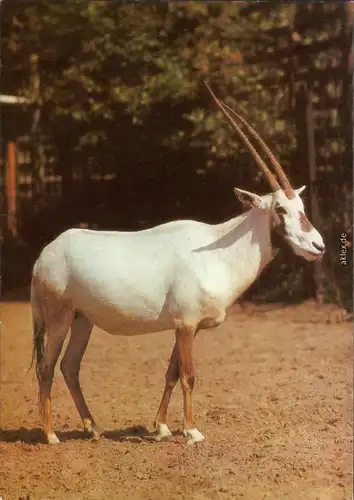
[29,277,45,386]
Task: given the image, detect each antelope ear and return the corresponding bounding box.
[233,188,267,210]
[295,185,306,196]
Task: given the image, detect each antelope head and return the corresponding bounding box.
[206,84,325,261]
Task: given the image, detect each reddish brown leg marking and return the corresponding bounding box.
[154,342,179,427]
[176,325,196,430]
[60,315,102,439]
[40,338,66,444]
[40,306,72,444]
[155,326,204,443]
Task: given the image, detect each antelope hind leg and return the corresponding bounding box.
[60,314,104,440]
[39,307,73,444]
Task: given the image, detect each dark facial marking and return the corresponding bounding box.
[275,204,287,216]
[299,211,313,232]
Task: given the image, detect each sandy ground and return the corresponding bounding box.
[0,299,352,500]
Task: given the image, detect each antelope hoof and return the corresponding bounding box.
[83,419,104,441]
[155,423,173,441]
[91,426,104,441]
[47,433,60,445]
[183,428,205,445]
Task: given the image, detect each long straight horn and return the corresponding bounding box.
[220,101,295,199]
[205,83,281,192]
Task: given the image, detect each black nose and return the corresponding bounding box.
[312,241,325,252]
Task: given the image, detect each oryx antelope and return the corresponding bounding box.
[31,84,325,445]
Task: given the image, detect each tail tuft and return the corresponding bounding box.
[30,279,46,414]
[30,319,45,384]
[29,277,45,385]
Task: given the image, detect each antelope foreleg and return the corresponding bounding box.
[154,342,179,440]
[176,325,204,445]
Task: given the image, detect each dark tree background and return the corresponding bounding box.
[0,1,352,309]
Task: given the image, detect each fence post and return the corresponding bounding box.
[6,141,17,237]
[298,83,323,302]
[30,53,45,198]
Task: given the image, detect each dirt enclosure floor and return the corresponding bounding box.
[0,298,352,500]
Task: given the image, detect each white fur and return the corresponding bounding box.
[155,423,173,441]
[183,428,205,445]
[272,188,325,260]
[32,187,324,336]
[32,206,275,335]
[47,433,60,445]
[32,186,325,447]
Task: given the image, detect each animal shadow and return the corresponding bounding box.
[0,427,45,444]
[0,425,183,445]
[104,425,183,443]
[103,425,157,443]
[0,427,89,444]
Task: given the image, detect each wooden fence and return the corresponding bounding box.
[2,3,352,304]
[239,1,352,304]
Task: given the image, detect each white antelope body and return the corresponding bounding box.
[31,85,325,445]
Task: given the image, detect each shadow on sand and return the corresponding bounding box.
[0,427,85,445]
[0,425,182,445]
[104,425,156,443]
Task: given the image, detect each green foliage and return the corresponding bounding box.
[2,2,295,178]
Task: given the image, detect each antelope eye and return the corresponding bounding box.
[275,205,287,216]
